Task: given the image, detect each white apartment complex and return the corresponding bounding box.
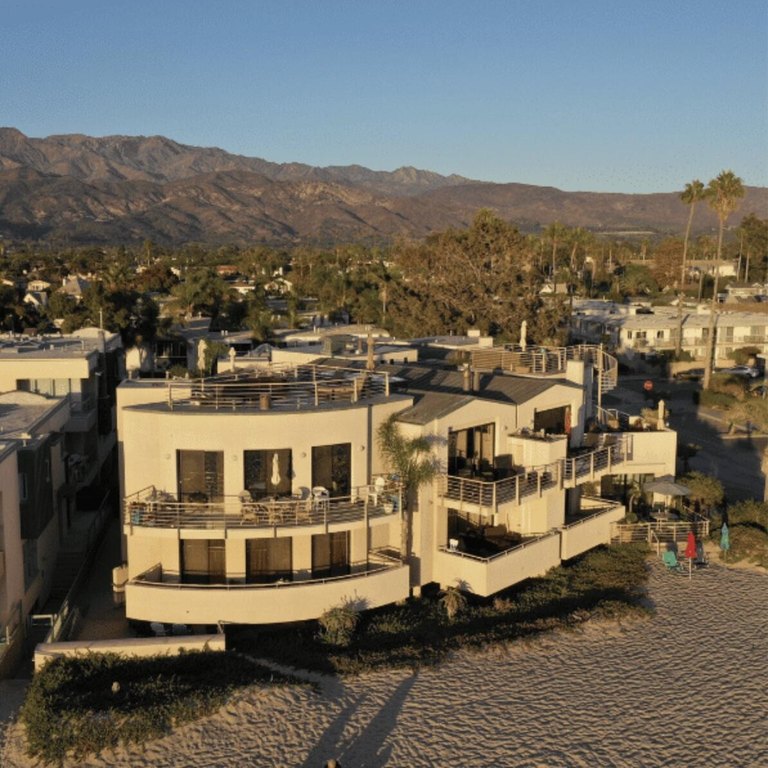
[572,299,768,365]
[117,344,676,628]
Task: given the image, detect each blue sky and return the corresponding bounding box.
[2,0,767,192]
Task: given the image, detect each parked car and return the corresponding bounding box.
[673,368,705,381]
[722,365,761,378]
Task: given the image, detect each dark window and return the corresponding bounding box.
[312,443,351,497]
[533,406,571,435]
[448,423,495,477]
[177,450,224,502]
[246,537,292,583]
[312,531,350,577]
[180,539,226,584]
[244,449,292,498]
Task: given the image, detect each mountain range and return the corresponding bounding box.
[0,127,765,246]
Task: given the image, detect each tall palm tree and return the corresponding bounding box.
[377,414,436,587]
[676,180,706,356]
[679,180,706,288]
[702,171,745,389]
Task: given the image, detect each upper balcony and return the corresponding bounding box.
[149,364,397,414]
[124,480,403,534]
[438,418,674,517]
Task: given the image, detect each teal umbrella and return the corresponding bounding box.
[720,522,730,553]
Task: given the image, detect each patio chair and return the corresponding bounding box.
[662,550,685,573]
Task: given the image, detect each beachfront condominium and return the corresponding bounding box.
[116,343,676,629]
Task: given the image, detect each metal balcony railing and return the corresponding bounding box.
[124,480,403,531]
[157,364,394,412]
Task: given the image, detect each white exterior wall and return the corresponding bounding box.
[0,447,22,636]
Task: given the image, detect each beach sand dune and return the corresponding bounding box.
[2,561,767,767]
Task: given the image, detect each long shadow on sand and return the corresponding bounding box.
[302,672,418,768]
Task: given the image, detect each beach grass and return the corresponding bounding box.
[20,650,300,765]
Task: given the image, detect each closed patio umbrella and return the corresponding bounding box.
[271,452,281,487]
[684,530,697,579]
[720,522,730,556]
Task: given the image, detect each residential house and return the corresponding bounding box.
[116,343,676,628]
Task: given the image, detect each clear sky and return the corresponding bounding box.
[3,0,767,193]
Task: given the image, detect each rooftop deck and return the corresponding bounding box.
[132,363,396,412]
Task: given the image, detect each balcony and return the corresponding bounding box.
[67,393,97,432]
[434,531,561,596]
[124,556,410,624]
[439,467,559,516]
[124,481,403,533]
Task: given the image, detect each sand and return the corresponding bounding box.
[2,560,767,767]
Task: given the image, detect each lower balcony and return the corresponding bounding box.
[434,531,561,597]
[124,556,410,625]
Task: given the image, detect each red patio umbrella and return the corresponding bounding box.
[684,530,697,579]
[684,531,697,559]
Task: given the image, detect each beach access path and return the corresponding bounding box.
[2,558,767,767]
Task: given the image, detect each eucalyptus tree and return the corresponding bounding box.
[702,171,745,389]
[388,210,551,341]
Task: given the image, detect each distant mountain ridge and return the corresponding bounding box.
[0,127,766,245]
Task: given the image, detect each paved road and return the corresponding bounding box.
[604,375,766,502]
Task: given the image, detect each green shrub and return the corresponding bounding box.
[726,525,768,568]
[727,499,768,529]
[318,601,359,646]
[732,346,760,365]
[699,390,738,409]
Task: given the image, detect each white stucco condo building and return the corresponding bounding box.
[116,346,676,628]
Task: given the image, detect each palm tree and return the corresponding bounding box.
[702,171,745,389]
[676,180,706,356]
[377,414,437,586]
[679,180,706,288]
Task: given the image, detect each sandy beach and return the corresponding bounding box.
[2,559,767,768]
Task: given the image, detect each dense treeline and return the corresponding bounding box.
[1,207,766,351]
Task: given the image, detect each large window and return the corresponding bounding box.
[177,450,224,502]
[246,537,292,583]
[312,531,350,578]
[244,449,292,498]
[181,539,226,584]
[312,443,351,497]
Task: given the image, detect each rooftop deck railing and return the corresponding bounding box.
[124,480,403,531]
[157,364,393,412]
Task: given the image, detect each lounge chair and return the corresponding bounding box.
[662,550,685,573]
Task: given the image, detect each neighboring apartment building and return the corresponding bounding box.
[116,344,676,628]
[0,328,124,494]
[0,391,70,676]
[572,299,768,365]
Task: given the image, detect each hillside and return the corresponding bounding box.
[1,128,765,245]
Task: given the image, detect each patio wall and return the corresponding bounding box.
[560,503,626,560]
[125,563,410,624]
[433,532,561,596]
[34,634,225,672]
